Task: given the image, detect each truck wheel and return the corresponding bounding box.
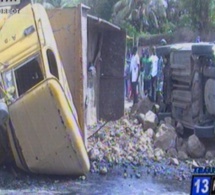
[192,44,214,56]
[195,124,215,138]
[204,79,215,115]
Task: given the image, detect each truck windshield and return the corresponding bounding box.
[3,55,44,100]
[15,57,43,96]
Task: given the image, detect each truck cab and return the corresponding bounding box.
[0,4,89,175]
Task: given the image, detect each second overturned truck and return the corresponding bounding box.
[156,42,215,138]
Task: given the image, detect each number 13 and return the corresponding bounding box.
[194,179,209,193]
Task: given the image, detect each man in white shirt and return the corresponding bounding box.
[130,46,140,105]
[149,46,158,102]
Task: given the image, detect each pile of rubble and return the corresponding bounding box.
[87,97,214,175]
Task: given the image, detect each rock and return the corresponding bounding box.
[143,111,158,130]
[88,148,100,161]
[187,135,206,158]
[167,148,178,158]
[122,119,131,126]
[135,172,141,178]
[176,137,184,151]
[99,167,108,175]
[178,151,188,160]
[176,122,184,135]
[110,131,115,137]
[164,117,172,125]
[133,119,139,125]
[98,132,106,141]
[192,160,199,167]
[170,158,179,166]
[159,120,165,126]
[154,128,177,151]
[123,171,128,178]
[154,148,164,161]
[136,113,145,125]
[145,128,154,139]
[115,130,121,137]
[127,156,134,162]
[155,123,175,138]
[205,151,215,159]
[112,145,121,155]
[179,142,188,153]
[79,176,86,180]
[152,104,160,114]
[136,97,154,114]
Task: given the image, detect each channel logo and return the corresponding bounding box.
[191,167,215,195]
[0,0,20,7]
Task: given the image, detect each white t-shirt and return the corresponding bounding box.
[150,54,158,77]
[130,54,140,82]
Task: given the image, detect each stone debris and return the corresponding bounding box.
[136,97,154,114]
[205,151,215,159]
[99,167,108,175]
[192,160,199,167]
[143,111,158,130]
[167,148,178,158]
[175,122,184,136]
[154,124,177,151]
[88,106,209,175]
[178,151,188,160]
[170,158,179,166]
[136,113,145,126]
[187,134,206,158]
[145,128,154,139]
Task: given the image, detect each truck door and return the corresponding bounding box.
[99,30,126,121]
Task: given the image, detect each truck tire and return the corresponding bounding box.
[192,44,214,56]
[205,79,215,115]
[195,124,215,138]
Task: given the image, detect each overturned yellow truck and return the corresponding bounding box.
[0,4,90,175]
[0,3,125,175]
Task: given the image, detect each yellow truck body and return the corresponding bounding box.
[0,2,126,175]
[0,4,90,175]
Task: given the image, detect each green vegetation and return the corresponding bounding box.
[35,0,215,44]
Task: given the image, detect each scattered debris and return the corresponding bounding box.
[178,151,188,160]
[187,135,206,158]
[143,111,158,130]
[99,167,108,175]
[87,103,212,180]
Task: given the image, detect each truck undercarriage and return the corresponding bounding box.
[157,43,215,138]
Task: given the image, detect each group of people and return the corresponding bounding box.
[124,43,165,106]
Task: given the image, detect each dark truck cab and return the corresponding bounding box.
[156,43,215,138]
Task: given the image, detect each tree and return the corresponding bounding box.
[85,0,119,21]
[112,0,169,34]
[33,0,83,8]
[181,0,215,35]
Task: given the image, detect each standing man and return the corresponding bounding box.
[143,48,152,97]
[130,46,140,106]
[149,46,158,102]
